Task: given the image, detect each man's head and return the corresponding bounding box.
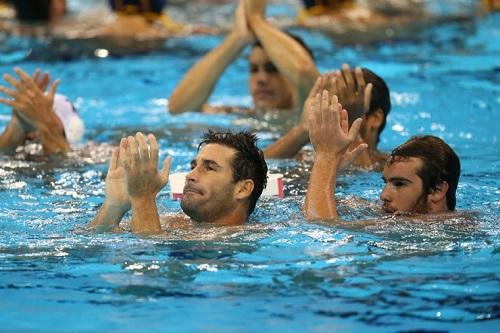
[358,68,391,145]
[380,135,460,214]
[249,33,314,110]
[12,0,66,23]
[181,130,268,223]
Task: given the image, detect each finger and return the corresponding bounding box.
[341,64,354,91]
[31,69,41,83]
[333,71,342,98]
[309,92,321,129]
[47,79,60,100]
[38,72,51,91]
[160,156,172,185]
[326,73,336,94]
[330,97,341,131]
[135,132,148,163]
[340,108,348,134]
[309,75,322,98]
[118,138,127,167]
[321,89,330,125]
[349,143,368,161]
[354,67,365,95]
[348,118,363,143]
[14,67,36,90]
[148,133,159,167]
[3,73,24,91]
[126,135,138,170]
[108,147,119,173]
[364,83,373,113]
[0,85,18,99]
[0,97,16,108]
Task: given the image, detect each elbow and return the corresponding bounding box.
[167,95,186,114]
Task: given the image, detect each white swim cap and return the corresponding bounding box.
[53,94,85,145]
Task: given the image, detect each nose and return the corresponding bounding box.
[186,167,198,183]
[380,184,391,203]
[255,69,269,84]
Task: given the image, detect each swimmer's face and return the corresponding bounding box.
[181,144,240,222]
[380,157,428,214]
[248,46,294,110]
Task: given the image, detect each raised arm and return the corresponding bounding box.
[264,74,328,158]
[168,1,253,114]
[0,69,48,154]
[0,68,69,155]
[304,90,364,221]
[123,133,171,235]
[245,0,319,108]
[88,138,131,231]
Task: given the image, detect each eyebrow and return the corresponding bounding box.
[191,158,222,170]
[384,176,412,183]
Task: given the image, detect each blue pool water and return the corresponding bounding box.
[1,3,499,333]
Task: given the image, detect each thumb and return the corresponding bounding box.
[160,156,172,185]
[364,83,373,113]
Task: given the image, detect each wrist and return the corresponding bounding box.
[227,31,248,49]
[314,151,342,167]
[103,200,130,214]
[130,194,157,207]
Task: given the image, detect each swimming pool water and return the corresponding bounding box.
[0,4,499,333]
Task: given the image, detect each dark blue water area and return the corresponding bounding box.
[0,6,499,333]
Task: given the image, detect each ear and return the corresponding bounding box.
[427,181,449,209]
[365,108,384,130]
[234,179,255,200]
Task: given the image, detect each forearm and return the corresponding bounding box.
[130,196,162,234]
[264,124,309,159]
[168,32,248,114]
[248,16,319,102]
[0,116,27,154]
[88,202,129,231]
[304,154,340,220]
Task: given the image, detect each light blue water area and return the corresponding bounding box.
[0,5,499,333]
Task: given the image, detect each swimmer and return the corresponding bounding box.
[168,0,319,114]
[88,131,268,234]
[265,65,390,170]
[10,0,66,24]
[297,0,499,44]
[0,67,84,155]
[2,0,213,56]
[304,89,460,220]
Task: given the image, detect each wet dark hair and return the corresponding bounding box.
[252,32,315,61]
[389,135,460,210]
[108,0,166,14]
[361,68,391,143]
[12,0,52,22]
[301,0,348,9]
[198,130,268,216]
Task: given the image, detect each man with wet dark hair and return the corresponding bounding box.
[169,0,318,114]
[89,130,268,234]
[11,0,66,23]
[381,135,460,213]
[304,89,460,220]
[265,65,391,169]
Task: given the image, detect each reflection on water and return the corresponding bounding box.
[0,6,499,333]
